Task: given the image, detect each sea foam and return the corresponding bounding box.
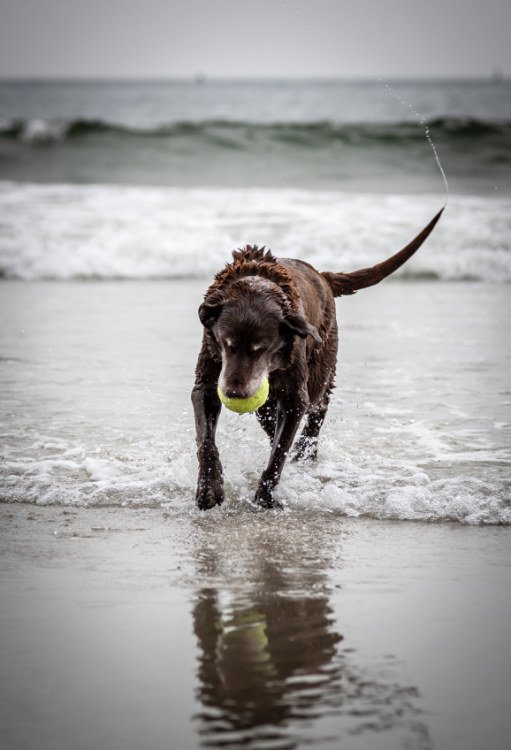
[0,182,510,282]
[1,412,510,524]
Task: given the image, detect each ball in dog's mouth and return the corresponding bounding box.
[217,377,269,414]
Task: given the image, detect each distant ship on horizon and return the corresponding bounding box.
[492,66,504,83]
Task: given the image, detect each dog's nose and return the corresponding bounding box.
[223,386,249,399]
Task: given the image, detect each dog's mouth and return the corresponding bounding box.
[221,387,248,399]
[219,383,258,400]
[219,370,268,401]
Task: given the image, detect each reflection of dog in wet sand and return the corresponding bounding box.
[192,209,443,510]
[191,526,430,745]
[192,538,343,735]
[193,583,342,731]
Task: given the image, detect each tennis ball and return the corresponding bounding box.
[218,377,269,414]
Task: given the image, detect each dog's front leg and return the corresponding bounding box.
[254,389,308,509]
[192,381,224,510]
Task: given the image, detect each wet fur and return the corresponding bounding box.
[192,210,443,510]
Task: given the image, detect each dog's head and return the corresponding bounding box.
[199,278,320,399]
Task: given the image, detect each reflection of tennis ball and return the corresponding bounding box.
[218,377,269,414]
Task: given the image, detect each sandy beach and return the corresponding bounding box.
[1,504,510,750]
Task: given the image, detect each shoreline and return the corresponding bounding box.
[1,503,510,750]
[1,279,510,523]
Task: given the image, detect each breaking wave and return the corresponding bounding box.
[0,117,510,193]
[1,115,510,145]
[0,183,509,282]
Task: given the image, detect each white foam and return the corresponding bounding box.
[0,182,510,282]
[2,409,510,524]
[20,119,69,144]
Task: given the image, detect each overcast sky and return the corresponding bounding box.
[0,0,509,79]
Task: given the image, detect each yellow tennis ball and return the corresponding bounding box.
[218,377,269,414]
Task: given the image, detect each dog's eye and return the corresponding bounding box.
[250,343,266,355]
[223,338,235,351]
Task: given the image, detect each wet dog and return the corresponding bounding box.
[192,210,442,509]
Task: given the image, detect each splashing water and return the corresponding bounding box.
[281,0,450,206]
[378,78,450,205]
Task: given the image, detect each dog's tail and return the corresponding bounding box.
[322,208,443,297]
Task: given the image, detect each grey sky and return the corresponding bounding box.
[0,0,510,79]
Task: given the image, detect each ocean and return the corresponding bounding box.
[1,75,511,750]
[0,78,510,523]
[0,79,510,283]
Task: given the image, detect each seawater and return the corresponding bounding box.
[1,280,509,524]
[0,79,510,193]
[0,79,510,281]
[0,79,510,523]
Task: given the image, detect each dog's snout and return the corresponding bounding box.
[222,384,249,399]
[220,367,264,401]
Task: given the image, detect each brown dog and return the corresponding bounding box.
[192,209,443,510]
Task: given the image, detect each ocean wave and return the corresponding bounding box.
[0,183,510,282]
[1,115,509,193]
[1,115,510,145]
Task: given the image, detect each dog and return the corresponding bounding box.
[192,209,443,510]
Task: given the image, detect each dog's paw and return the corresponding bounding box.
[196,481,224,510]
[253,482,283,510]
[196,465,224,510]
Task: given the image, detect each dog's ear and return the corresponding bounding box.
[282,311,322,343]
[198,291,225,329]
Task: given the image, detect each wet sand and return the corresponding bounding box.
[1,504,510,750]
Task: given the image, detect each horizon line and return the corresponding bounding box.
[0,73,507,84]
